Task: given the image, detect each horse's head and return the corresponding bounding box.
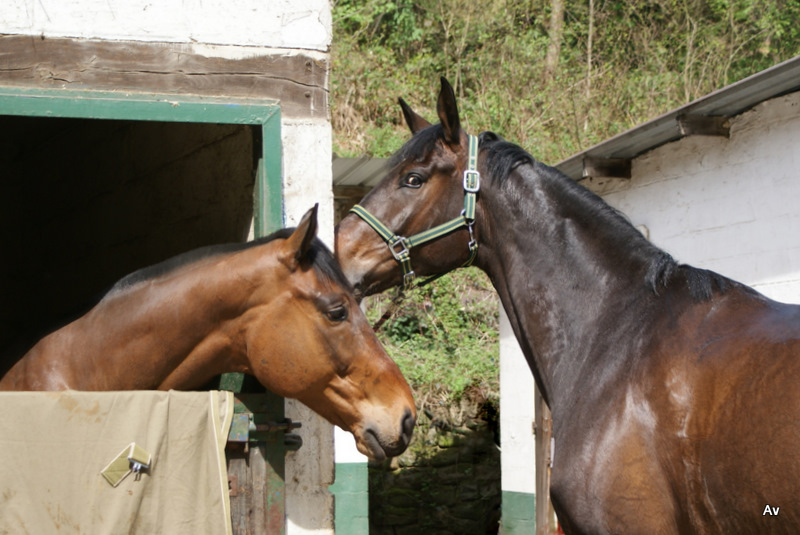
[336,77,480,298]
[247,206,416,461]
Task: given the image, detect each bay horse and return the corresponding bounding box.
[1,205,415,461]
[335,78,800,532]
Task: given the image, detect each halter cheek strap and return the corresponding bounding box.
[349,134,480,290]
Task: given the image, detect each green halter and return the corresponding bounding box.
[349,134,480,290]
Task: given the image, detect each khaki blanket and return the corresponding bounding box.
[0,390,234,535]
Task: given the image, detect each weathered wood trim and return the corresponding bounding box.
[582,156,632,180]
[677,114,731,137]
[0,34,328,119]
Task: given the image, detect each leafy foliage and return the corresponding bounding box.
[364,268,499,403]
[332,0,800,162]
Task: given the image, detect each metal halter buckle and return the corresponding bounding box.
[388,236,410,262]
[463,169,481,193]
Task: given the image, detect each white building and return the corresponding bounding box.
[1,1,338,533]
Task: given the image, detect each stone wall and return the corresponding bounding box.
[369,396,501,535]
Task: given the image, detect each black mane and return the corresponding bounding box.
[109,228,352,296]
[388,124,726,300]
[479,131,535,180]
[476,132,727,301]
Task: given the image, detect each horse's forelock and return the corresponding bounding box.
[388,124,445,170]
[304,239,355,294]
[254,229,354,293]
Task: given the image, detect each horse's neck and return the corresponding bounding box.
[52,254,260,390]
[478,165,655,411]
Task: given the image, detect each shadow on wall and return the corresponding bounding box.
[369,396,501,535]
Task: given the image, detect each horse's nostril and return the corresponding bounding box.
[402,408,416,440]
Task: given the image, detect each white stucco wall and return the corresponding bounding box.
[282,119,335,239]
[1,0,331,51]
[281,118,335,535]
[589,91,800,304]
[499,306,536,496]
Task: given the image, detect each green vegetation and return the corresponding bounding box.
[363,268,499,403]
[332,0,800,163]
[332,0,800,402]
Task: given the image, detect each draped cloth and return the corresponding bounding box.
[0,390,234,535]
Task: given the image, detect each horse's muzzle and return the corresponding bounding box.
[363,407,416,461]
[386,407,416,457]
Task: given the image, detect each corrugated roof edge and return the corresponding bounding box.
[332,154,389,188]
[555,55,800,181]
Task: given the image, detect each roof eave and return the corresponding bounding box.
[555,55,800,181]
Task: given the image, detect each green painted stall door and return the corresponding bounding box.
[225,387,292,535]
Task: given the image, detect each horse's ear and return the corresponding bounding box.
[399,97,431,134]
[437,77,461,146]
[282,204,318,269]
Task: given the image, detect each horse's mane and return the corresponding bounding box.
[476,131,727,302]
[109,228,352,296]
[389,124,727,300]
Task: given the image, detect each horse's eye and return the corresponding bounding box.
[326,304,348,323]
[402,173,423,189]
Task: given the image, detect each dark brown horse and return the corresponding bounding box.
[336,78,800,532]
[1,206,415,461]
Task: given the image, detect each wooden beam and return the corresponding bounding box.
[0,34,328,119]
[582,156,631,180]
[677,114,730,137]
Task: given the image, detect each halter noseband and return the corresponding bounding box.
[349,134,480,290]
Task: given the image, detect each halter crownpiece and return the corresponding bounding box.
[350,133,480,290]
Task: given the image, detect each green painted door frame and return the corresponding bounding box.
[0,86,282,234]
[0,85,286,533]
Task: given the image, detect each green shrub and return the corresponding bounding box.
[364,268,499,403]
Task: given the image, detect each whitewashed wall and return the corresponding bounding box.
[2,0,331,50]
[499,305,536,496]
[282,118,336,535]
[587,91,800,304]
